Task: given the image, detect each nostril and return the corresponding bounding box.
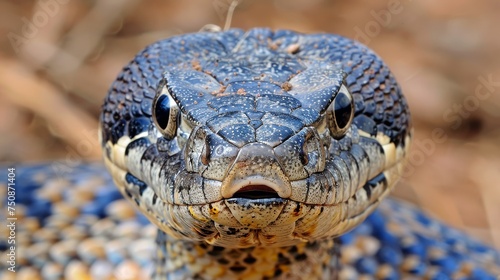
[232,185,281,199]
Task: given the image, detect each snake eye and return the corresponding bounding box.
[326,84,354,139]
[153,90,180,140]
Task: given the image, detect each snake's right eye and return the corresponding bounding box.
[153,91,180,140]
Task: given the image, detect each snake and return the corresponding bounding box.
[99,28,411,279]
[4,28,500,279]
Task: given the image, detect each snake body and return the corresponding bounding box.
[3,29,500,279]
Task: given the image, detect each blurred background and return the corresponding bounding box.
[0,0,499,249]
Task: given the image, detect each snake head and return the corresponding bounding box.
[101,29,411,248]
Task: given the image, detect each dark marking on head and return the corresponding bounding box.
[125,172,148,195]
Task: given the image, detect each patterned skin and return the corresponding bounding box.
[100,28,412,278]
[2,164,499,279]
[2,29,499,279]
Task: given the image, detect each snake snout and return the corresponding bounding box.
[221,143,292,199]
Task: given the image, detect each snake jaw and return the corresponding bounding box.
[225,198,287,229]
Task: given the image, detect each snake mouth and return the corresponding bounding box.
[232,185,281,200]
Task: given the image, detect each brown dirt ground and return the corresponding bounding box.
[1,0,499,249]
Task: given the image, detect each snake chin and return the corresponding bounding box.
[140,175,391,248]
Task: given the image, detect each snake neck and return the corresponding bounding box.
[153,230,339,280]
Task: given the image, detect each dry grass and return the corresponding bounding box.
[1,0,499,248]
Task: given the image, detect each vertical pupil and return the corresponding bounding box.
[155,95,171,130]
[334,92,352,129]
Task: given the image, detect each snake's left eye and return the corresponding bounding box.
[326,84,354,139]
[153,90,180,140]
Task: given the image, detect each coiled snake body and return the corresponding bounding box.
[4,28,500,280]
